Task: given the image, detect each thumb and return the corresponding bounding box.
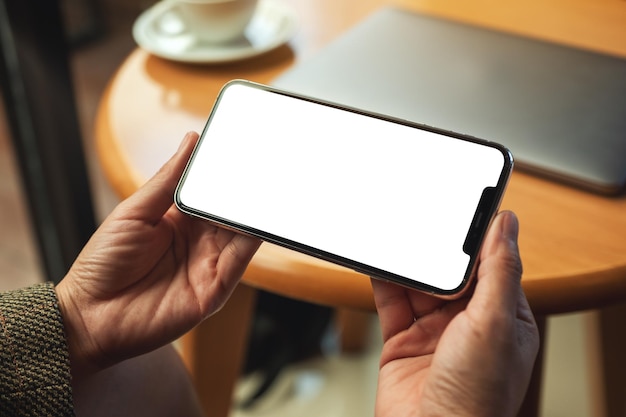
[117,132,199,223]
[471,211,523,314]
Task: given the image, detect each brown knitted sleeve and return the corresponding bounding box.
[0,282,75,416]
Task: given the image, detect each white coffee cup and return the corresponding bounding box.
[172,0,258,44]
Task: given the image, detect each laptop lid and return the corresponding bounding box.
[273,7,626,195]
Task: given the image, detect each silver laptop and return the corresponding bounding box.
[273,7,626,195]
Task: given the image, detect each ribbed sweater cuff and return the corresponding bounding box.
[0,282,75,416]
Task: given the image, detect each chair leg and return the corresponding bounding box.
[180,284,257,417]
[517,315,546,417]
[336,308,374,354]
[598,302,626,417]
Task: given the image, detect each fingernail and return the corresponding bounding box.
[177,131,197,153]
[501,211,519,242]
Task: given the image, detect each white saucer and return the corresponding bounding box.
[132,0,298,63]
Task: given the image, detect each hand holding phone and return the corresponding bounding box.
[175,80,513,296]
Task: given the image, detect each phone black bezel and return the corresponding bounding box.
[174,79,514,297]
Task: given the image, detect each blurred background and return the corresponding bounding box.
[0,0,614,416]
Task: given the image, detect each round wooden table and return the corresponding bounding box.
[95,1,626,416]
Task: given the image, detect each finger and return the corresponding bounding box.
[371,278,444,341]
[119,132,199,224]
[217,233,262,286]
[470,211,523,315]
[371,278,415,341]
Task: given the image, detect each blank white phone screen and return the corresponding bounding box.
[177,82,507,291]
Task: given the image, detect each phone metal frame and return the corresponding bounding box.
[175,80,514,296]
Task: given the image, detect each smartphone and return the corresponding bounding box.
[175,80,513,296]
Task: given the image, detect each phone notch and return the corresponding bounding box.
[463,186,497,256]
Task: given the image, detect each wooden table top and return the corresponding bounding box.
[95,0,626,315]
